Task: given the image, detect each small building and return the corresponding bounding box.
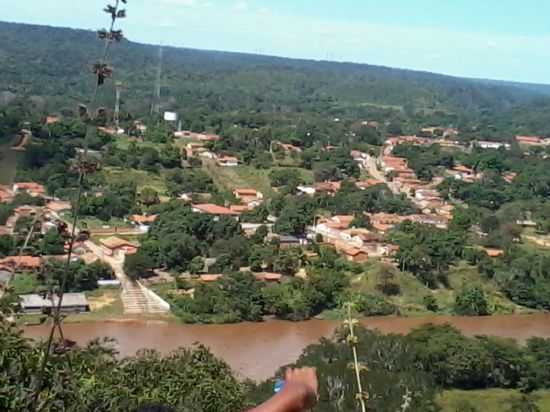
[254,272,283,282]
[475,141,511,150]
[46,201,72,214]
[278,143,302,153]
[338,246,369,263]
[45,115,61,125]
[129,214,158,232]
[503,172,518,184]
[230,205,250,214]
[99,237,138,259]
[0,256,42,272]
[19,293,90,314]
[484,248,505,258]
[516,136,544,146]
[356,179,384,190]
[216,156,239,167]
[321,215,355,231]
[13,182,46,197]
[297,185,317,196]
[199,274,224,282]
[192,204,241,218]
[0,185,14,204]
[233,188,264,208]
[277,235,308,248]
[314,181,341,196]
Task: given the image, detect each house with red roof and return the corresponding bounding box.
[216,156,239,167]
[192,204,241,217]
[233,188,264,208]
[13,182,46,197]
[0,256,42,272]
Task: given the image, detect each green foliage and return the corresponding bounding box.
[393,143,454,181]
[424,294,439,312]
[252,327,440,412]
[346,292,396,316]
[454,286,491,316]
[165,169,215,197]
[42,259,113,292]
[0,322,246,411]
[0,234,16,258]
[319,183,416,216]
[39,229,65,255]
[390,221,466,287]
[171,272,264,323]
[79,181,137,220]
[124,252,156,281]
[269,168,303,188]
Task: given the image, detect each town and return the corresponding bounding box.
[2,113,550,323]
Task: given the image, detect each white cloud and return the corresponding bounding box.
[234,0,248,11]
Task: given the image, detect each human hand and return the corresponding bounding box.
[283,367,318,410]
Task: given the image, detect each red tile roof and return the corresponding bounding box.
[193,204,241,216]
[254,272,283,282]
[130,214,158,224]
[14,182,46,194]
[99,237,138,250]
[0,256,42,269]
[234,189,259,196]
[200,274,223,282]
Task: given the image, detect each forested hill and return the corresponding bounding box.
[2,20,550,125]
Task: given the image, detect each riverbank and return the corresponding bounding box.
[24,313,550,381]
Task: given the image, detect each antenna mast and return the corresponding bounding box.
[151,45,163,115]
[114,81,124,129]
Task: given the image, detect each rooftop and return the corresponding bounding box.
[193,204,241,216]
[20,293,88,308]
[99,237,138,250]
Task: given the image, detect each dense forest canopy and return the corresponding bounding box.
[2,21,550,138]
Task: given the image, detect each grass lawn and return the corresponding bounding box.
[438,389,550,412]
[205,161,313,198]
[114,135,165,151]
[350,260,526,316]
[444,262,527,315]
[78,216,132,230]
[12,273,41,294]
[101,167,168,194]
[351,260,433,316]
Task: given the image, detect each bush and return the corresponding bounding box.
[454,286,491,316]
[354,293,396,316]
[423,294,439,312]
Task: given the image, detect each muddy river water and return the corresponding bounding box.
[24,314,550,381]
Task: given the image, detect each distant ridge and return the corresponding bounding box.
[1,20,550,116]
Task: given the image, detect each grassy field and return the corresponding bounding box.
[350,260,524,316]
[101,167,168,194]
[11,273,41,295]
[113,135,165,151]
[78,216,132,230]
[205,162,313,198]
[438,389,550,412]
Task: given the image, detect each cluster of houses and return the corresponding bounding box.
[376,138,455,223]
[310,215,397,263]
[189,188,265,218]
[184,141,239,167]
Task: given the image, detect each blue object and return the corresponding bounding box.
[274,379,285,393]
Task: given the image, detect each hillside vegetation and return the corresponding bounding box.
[2,21,550,139]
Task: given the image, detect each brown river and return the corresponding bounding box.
[24,314,550,381]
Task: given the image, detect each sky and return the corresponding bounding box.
[4,0,550,84]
